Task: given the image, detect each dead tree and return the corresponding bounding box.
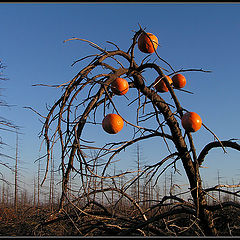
[14,130,19,212]
[0,59,18,184]
[34,26,240,236]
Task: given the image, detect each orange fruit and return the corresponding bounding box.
[110,78,129,96]
[138,32,158,54]
[172,74,186,89]
[102,114,124,134]
[154,75,173,93]
[181,112,202,132]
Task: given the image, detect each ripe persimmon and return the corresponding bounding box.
[138,32,158,54]
[181,112,202,132]
[154,75,173,93]
[111,78,129,96]
[172,74,186,89]
[102,114,124,134]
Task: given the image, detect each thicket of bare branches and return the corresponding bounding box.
[29,25,240,236]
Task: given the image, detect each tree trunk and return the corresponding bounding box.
[132,71,217,236]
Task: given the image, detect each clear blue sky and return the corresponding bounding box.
[0,3,240,194]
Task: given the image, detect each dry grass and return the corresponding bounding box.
[0,203,240,237]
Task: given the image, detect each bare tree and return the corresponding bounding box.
[0,60,17,183]
[32,26,240,236]
[0,59,19,215]
[37,156,41,208]
[14,130,19,212]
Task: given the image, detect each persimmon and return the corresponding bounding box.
[138,32,158,54]
[102,113,124,134]
[110,78,129,95]
[181,112,202,132]
[172,73,186,89]
[154,75,173,93]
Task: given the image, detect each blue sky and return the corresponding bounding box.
[0,3,240,194]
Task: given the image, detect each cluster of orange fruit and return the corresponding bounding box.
[102,32,202,134]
